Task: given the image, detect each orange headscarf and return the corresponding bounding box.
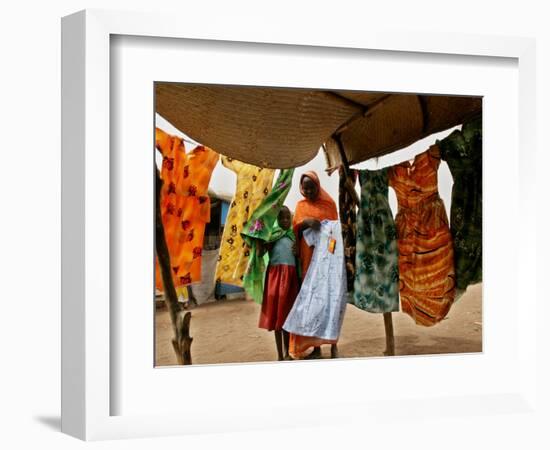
[293,171,338,276]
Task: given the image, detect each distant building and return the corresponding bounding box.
[204,191,246,301]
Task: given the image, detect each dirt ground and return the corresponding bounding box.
[155,284,482,366]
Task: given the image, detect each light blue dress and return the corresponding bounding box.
[283,220,347,340]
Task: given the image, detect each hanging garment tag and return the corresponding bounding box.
[328,238,336,254]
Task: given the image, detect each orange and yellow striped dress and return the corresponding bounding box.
[388,146,456,326]
[155,128,219,293]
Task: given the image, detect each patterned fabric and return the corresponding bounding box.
[241,169,295,303]
[284,220,347,357]
[154,128,219,292]
[437,117,482,292]
[353,168,400,313]
[215,157,275,286]
[338,167,358,294]
[388,147,456,326]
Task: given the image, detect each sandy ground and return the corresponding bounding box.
[155,283,482,366]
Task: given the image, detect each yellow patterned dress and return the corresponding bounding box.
[215,156,275,286]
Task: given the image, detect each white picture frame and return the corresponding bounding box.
[61,9,539,441]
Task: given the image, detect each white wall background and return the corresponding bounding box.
[1,1,548,449]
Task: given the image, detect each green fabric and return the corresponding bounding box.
[352,168,400,313]
[241,169,295,303]
[437,116,482,291]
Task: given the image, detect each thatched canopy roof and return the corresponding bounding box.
[156,83,481,169]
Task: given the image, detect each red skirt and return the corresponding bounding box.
[258,264,299,331]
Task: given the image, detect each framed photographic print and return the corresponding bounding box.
[61,9,538,441]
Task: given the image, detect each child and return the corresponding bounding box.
[257,206,299,360]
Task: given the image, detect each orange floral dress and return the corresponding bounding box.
[388,146,456,326]
[155,128,219,293]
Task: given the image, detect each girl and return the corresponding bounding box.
[241,168,296,360]
[257,206,299,360]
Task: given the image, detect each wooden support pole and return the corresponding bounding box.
[333,133,351,175]
[333,134,360,207]
[383,312,395,356]
[172,311,193,365]
[155,167,193,365]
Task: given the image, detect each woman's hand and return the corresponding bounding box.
[304,218,321,231]
[256,241,266,255]
[292,242,298,256]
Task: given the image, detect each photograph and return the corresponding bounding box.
[153,83,483,366]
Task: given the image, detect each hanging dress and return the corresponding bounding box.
[241,169,295,304]
[215,156,275,286]
[388,147,456,326]
[353,168,400,313]
[338,167,359,294]
[437,117,482,294]
[155,128,219,293]
[283,220,347,357]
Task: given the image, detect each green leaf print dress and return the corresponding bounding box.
[352,168,400,313]
[437,116,482,294]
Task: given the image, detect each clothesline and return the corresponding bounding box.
[181,136,202,147]
[324,125,461,176]
[156,114,203,147]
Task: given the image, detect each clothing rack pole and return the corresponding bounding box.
[155,166,193,365]
[332,133,351,177]
[382,313,395,356]
[332,133,396,357]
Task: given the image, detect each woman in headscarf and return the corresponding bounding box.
[289,171,339,359]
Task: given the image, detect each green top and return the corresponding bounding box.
[269,235,296,266]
